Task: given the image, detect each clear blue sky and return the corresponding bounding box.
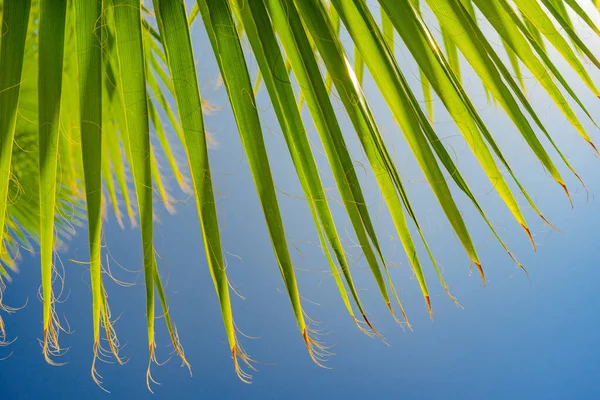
[2,3,600,399]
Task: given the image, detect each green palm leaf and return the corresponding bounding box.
[0,0,31,344]
[108,0,189,388]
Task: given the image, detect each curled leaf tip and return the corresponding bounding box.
[385,301,397,321]
[362,314,379,338]
[232,345,254,384]
[302,328,331,369]
[539,214,560,233]
[518,262,531,281]
[90,341,110,392]
[42,330,56,365]
[520,224,536,252]
[587,140,600,157]
[145,345,159,393]
[559,182,574,208]
[474,262,486,287]
[41,317,66,366]
[167,329,191,374]
[386,301,411,331]
[354,314,386,344]
[102,317,124,366]
[42,328,49,361]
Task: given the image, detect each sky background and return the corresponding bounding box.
[2,1,600,399]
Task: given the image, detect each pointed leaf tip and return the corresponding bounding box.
[475,262,486,287]
[521,224,536,252]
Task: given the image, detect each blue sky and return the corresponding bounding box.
[2,2,600,399]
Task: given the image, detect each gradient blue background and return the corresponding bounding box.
[1,2,600,399]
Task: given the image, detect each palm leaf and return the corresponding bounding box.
[0,0,31,344]
[108,0,188,388]
[74,0,122,384]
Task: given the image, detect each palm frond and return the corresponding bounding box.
[0,0,598,388]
